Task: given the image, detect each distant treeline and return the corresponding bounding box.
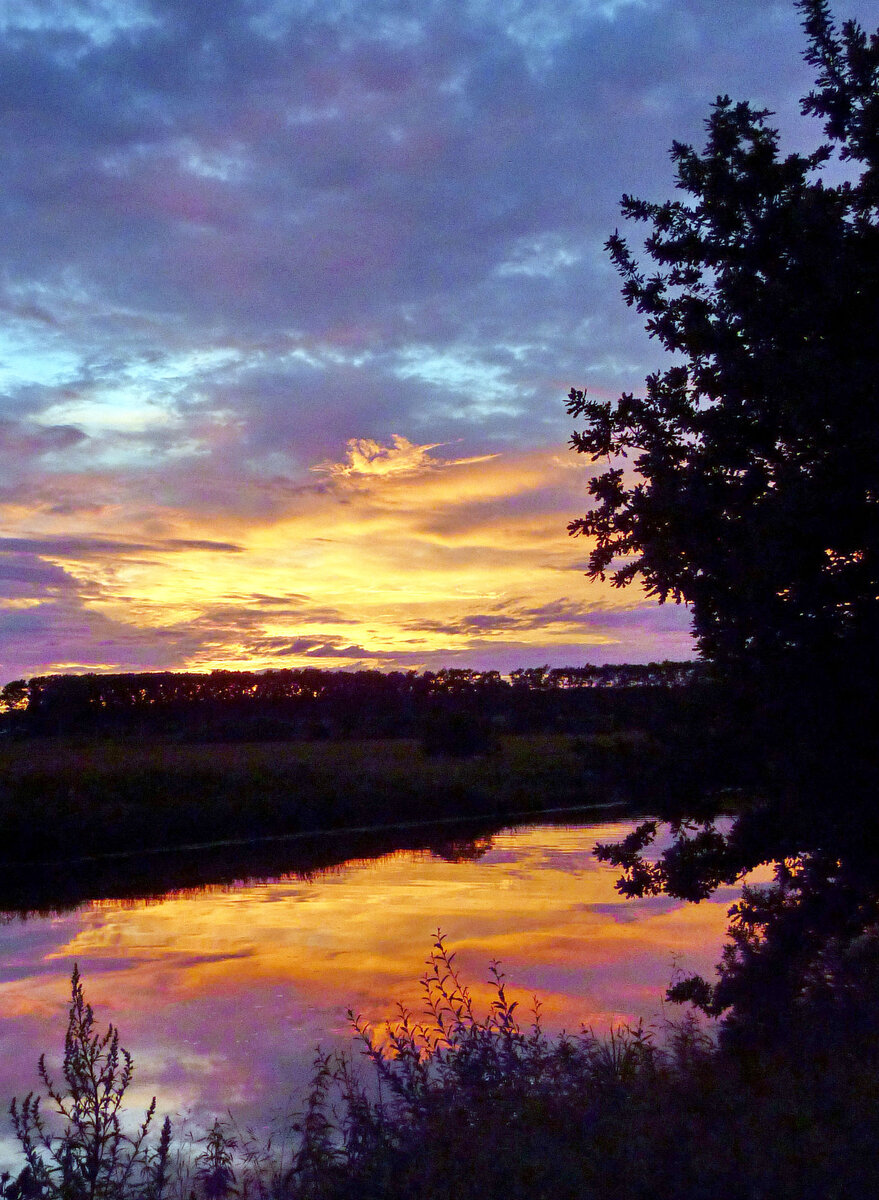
[0,662,699,739]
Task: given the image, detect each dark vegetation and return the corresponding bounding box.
[568,0,879,1031]
[0,727,669,882]
[0,663,709,889]
[3,2,878,1195]
[4,936,879,1200]
[0,662,696,742]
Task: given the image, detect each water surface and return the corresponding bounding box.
[0,819,743,1139]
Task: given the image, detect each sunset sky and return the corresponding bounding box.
[2,0,870,682]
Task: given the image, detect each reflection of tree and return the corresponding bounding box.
[428,835,495,863]
[668,854,879,1046]
[0,821,509,917]
[573,0,879,1040]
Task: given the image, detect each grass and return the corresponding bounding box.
[0,735,617,867]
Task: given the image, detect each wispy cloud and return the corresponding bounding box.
[0,439,693,679]
[312,434,497,480]
[0,536,243,556]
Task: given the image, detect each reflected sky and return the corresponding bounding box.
[0,820,750,1138]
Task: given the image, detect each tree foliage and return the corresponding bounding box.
[568,0,879,668]
[571,0,879,1027]
[0,663,697,743]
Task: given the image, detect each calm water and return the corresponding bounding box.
[0,819,746,1144]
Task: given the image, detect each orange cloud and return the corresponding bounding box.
[0,438,693,678]
[312,434,497,479]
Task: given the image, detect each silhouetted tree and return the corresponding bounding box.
[574,0,879,1033]
[568,0,879,672]
[2,664,696,741]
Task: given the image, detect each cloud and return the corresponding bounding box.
[403,595,693,640]
[0,440,696,680]
[314,435,443,479]
[0,554,80,600]
[0,536,243,557]
[248,636,390,659]
[0,419,87,458]
[313,434,498,480]
[6,0,864,675]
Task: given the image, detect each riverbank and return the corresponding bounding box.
[0,733,646,869]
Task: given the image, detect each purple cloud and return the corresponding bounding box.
[3,0,873,676]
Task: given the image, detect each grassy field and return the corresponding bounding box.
[0,734,629,867]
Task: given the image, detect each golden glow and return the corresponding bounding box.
[0,822,740,1128]
[1,439,690,675]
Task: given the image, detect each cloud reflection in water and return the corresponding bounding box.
[0,821,747,1132]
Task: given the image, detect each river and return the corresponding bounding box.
[0,816,746,1154]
